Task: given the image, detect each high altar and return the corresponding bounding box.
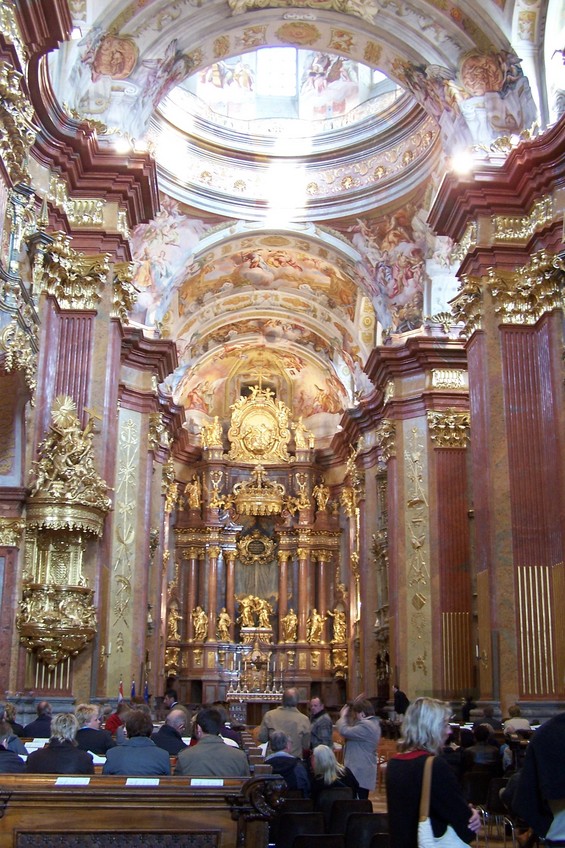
[166,380,349,710]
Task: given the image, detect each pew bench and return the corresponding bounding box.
[0,773,285,848]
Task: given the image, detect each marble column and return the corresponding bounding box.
[277,550,289,642]
[224,550,236,641]
[297,547,309,642]
[185,548,199,641]
[207,545,220,641]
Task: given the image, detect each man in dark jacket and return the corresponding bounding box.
[0,728,25,773]
[103,710,170,775]
[25,713,94,774]
[310,697,333,749]
[513,712,565,839]
[23,701,52,738]
[152,709,188,755]
[265,731,310,796]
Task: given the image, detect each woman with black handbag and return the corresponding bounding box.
[386,697,482,848]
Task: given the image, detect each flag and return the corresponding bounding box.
[118,678,124,702]
[144,679,149,703]
[131,679,136,699]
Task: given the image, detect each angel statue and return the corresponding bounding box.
[184,474,202,510]
[328,608,347,643]
[312,478,330,511]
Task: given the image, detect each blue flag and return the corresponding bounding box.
[144,679,149,703]
[131,679,136,699]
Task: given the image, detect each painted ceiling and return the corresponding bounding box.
[44,0,562,448]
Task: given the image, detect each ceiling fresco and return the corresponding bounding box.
[42,0,561,448]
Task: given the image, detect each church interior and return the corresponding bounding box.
[0,0,563,724]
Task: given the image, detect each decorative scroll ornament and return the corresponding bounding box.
[200,416,223,449]
[450,276,484,337]
[0,60,36,184]
[111,262,136,323]
[488,251,564,325]
[0,3,27,66]
[427,409,470,448]
[237,529,276,566]
[0,518,25,547]
[0,318,37,398]
[28,395,112,525]
[230,465,287,516]
[148,412,169,452]
[376,419,396,463]
[451,221,477,265]
[228,385,291,463]
[162,457,178,515]
[227,0,380,24]
[40,232,110,310]
[492,196,553,242]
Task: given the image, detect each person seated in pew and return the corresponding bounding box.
[75,704,116,756]
[23,700,52,738]
[0,726,25,773]
[3,703,25,737]
[104,700,131,737]
[103,709,171,776]
[0,706,27,755]
[265,731,311,797]
[309,743,359,802]
[175,707,250,777]
[25,713,95,774]
[461,723,502,777]
[151,709,189,755]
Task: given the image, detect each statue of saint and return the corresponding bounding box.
[312,478,330,511]
[167,606,182,641]
[292,416,308,449]
[328,608,346,643]
[184,474,202,510]
[256,598,273,629]
[238,595,257,628]
[216,607,232,641]
[306,608,326,643]
[192,605,208,641]
[281,608,298,642]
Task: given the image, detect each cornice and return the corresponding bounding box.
[429,115,565,241]
[365,336,467,386]
[120,326,178,380]
[13,0,71,56]
[457,224,565,277]
[26,58,159,229]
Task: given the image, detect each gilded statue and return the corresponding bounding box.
[167,606,182,641]
[238,595,257,628]
[216,607,232,641]
[306,608,326,643]
[328,608,346,643]
[281,608,298,642]
[201,416,223,449]
[292,416,315,450]
[312,478,330,511]
[184,474,202,510]
[256,598,273,629]
[192,605,208,641]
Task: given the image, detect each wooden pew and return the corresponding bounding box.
[0,773,286,848]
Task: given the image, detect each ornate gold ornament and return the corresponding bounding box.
[227,0,379,23]
[230,465,287,516]
[331,646,348,679]
[112,262,136,323]
[40,232,110,310]
[450,275,484,337]
[237,529,275,566]
[427,409,470,448]
[117,208,130,240]
[451,221,477,265]
[383,380,395,404]
[0,517,25,547]
[431,369,466,390]
[200,416,223,449]
[376,419,396,463]
[165,646,180,674]
[488,251,564,325]
[0,2,27,66]
[162,457,178,515]
[148,412,169,452]
[0,60,35,185]
[228,385,291,463]
[493,196,553,242]
[20,397,111,669]
[0,318,37,398]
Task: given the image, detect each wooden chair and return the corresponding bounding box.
[273,811,325,848]
[344,813,389,848]
[314,786,354,830]
[327,798,373,834]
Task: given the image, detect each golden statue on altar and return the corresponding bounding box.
[281,608,298,642]
[216,607,232,641]
[192,605,208,641]
[228,384,291,463]
[200,416,223,449]
[307,608,326,643]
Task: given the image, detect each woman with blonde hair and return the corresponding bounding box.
[310,743,359,801]
[386,697,481,848]
[25,713,95,774]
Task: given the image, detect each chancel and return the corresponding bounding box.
[0,0,563,731]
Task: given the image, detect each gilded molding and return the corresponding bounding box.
[0,318,37,397]
[451,221,477,264]
[493,196,553,242]
[450,275,483,337]
[65,198,105,227]
[227,0,380,23]
[427,409,470,448]
[148,412,169,452]
[0,2,27,66]
[0,60,35,185]
[431,369,466,390]
[162,457,178,515]
[117,209,130,241]
[228,385,291,464]
[112,262,136,323]
[488,251,564,325]
[383,380,395,404]
[0,517,25,547]
[41,233,110,310]
[376,419,396,463]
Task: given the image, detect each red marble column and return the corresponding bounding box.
[316,552,330,644]
[225,550,236,641]
[277,551,289,642]
[206,546,220,641]
[297,548,309,642]
[185,548,199,641]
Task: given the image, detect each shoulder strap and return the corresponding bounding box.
[419,755,434,822]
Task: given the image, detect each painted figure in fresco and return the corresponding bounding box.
[167,606,182,641]
[192,606,208,641]
[312,478,330,511]
[307,608,326,643]
[216,607,232,641]
[281,608,298,642]
[328,608,347,643]
[184,474,202,510]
